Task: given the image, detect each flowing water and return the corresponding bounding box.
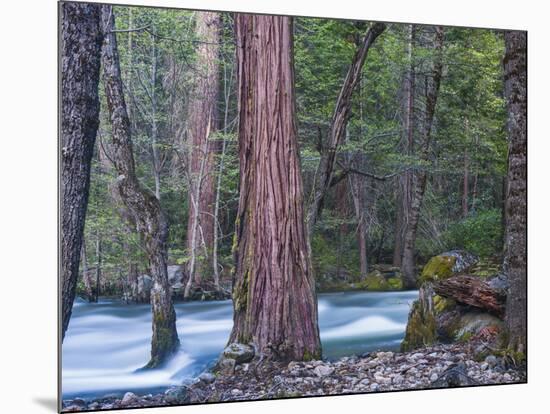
[62,290,417,399]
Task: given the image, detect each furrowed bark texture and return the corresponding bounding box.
[434,275,506,317]
[60,1,103,341]
[401,27,444,289]
[229,14,321,361]
[186,12,221,288]
[306,23,386,236]
[101,5,179,368]
[503,31,527,354]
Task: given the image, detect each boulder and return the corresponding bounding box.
[222,343,255,364]
[313,365,334,377]
[357,270,403,291]
[121,392,139,406]
[198,372,216,384]
[137,275,152,302]
[421,250,478,283]
[167,265,184,286]
[164,386,189,404]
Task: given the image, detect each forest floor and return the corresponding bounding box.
[62,339,526,412]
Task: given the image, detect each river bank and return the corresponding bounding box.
[62,339,526,412]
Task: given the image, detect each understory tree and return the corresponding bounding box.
[101,5,179,368]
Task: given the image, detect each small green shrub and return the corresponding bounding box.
[444,209,502,257]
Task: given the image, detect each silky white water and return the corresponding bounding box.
[62,290,417,399]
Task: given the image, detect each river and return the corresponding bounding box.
[62,290,417,399]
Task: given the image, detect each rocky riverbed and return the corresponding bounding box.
[62,340,526,412]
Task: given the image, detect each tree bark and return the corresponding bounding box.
[306,22,386,237]
[229,14,321,361]
[502,30,527,354]
[94,235,102,303]
[433,275,506,318]
[100,5,179,368]
[394,24,415,267]
[401,27,444,289]
[60,2,103,341]
[185,12,222,292]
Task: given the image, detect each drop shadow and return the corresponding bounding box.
[33,397,58,412]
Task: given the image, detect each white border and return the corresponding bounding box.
[1,1,547,413]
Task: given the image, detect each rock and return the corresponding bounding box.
[231,389,243,396]
[480,362,489,370]
[218,357,236,375]
[164,386,189,404]
[199,372,216,384]
[223,343,255,364]
[121,392,138,406]
[430,364,477,388]
[137,275,153,301]
[167,265,183,285]
[453,312,503,341]
[71,398,86,407]
[485,355,498,367]
[430,373,439,382]
[421,250,478,283]
[88,402,100,410]
[370,383,380,391]
[313,365,334,377]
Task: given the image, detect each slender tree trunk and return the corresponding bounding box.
[94,235,102,302]
[81,240,94,302]
[462,147,469,217]
[60,2,103,341]
[101,5,179,368]
[503,30,527,354]
[401,27,444,289]
[213,58,234,291]
[229,14,321,361]
[349,156,369,278]
[394,24,415,267]
[150,26,162,201]
[307,23,386,236]
[185,12,222,291]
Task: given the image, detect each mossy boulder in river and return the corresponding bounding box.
[356,269,403,291]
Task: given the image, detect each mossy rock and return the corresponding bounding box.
[433,294,456,315]
[401,300,437,352]
[387,277,403,290]
[420,255,457,283]
[358,270,388,291]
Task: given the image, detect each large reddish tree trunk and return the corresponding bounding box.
[101,5,179,368]
[502,31,527,354]
[229,14,321,361]
[185,12,221,295]
[60,1,103,341]
[401,27,444,289]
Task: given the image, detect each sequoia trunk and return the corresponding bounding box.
[229,14,321,361]
[185,12,222,291]
[101,5,179,368]
[60,1,103,341]
[503,30,527,354]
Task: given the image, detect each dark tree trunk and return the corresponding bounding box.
[60,2,103,341]
[185,12,221,296]
[393,24,415,267]
[229,14,321,361]
[401,27,444,289]
[100,5,179,368]
[306,23,386,236]
[503,31,527,354]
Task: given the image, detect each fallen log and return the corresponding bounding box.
[433,275,506,318]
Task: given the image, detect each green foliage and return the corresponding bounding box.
[444,209,503,257]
